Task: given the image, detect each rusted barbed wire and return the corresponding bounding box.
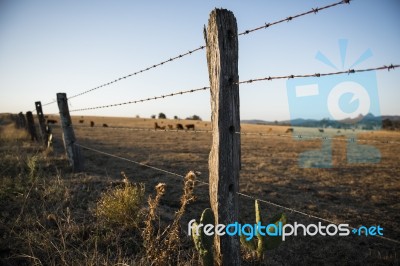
[76,142,399,245]
[239,64,399,84]
[67,46,206,100]
[69,86,209,112]
[239,0,350,36]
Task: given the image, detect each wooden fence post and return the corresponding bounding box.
[35,101,48,146]
[17,112,27,129]
[206,8,241,265]
[57,93,84,172]
[26,111,38,141]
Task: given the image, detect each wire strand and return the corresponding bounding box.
[67,46,206,100]
[76,142,399,245]
[238,0,351,36]
[239,64,399,84]
[69,86,209,112]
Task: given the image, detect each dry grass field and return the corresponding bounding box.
[1,113,399,265]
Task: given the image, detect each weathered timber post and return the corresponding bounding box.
[206,9,241,265]
[17,112,27,129]
[57,93,84,172]
[35,101,48,146]
[26,111,38,141]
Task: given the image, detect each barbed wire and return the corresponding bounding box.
[238,0,350,36]
[68,64,398,113]
[237,131,400,145]
[69,86,209,112]
[67,46,206,100]
[239,64,399,84]
[52,0,348,104]
[76,142,399,245]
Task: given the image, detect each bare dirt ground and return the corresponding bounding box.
[2,113,399,265]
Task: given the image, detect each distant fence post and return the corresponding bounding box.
[26,111,38,141]
[206,8,240,265]
[35,101,48,146]
[17,112,27,129]
[57,93,84,172]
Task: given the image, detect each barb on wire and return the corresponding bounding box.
[69,86,209,112]
[237,131,400,145]
[67,46,206,100]
[238,0,351,36]
[239,64,399,84]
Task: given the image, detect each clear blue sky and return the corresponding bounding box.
[0,0,399,121]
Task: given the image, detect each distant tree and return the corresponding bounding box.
[186,115,202,121]
[151,115,156,119]
[174,115,179,120]
[158,113,167,119]
[135,115,140,118]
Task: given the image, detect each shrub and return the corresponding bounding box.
[158,113,167,119]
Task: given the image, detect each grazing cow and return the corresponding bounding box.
[103,123,108,127]
[318,129,324,133]
[176,123,184,130]
[90,121,95,127]
[79,120,84,123]
[285,128,294,133]
[154,122,165,130]
[168,125,173,130]
[46,119,57,124]
[186,124,195,130]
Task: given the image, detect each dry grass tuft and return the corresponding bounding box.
[95,172,145,228]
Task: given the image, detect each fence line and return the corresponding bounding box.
[75,142,400,245]
[17,5,400,259]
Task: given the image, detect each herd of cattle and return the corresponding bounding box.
[154,122,195,130]
[43,118,196,130]
[43,117,339,134]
